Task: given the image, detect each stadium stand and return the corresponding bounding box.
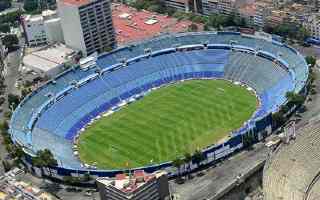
[9,32,308,175]
[263,123,320,200]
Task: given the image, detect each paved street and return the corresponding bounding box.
[0,48,21,175]
[170,143,268,200]
[2,49,22,115]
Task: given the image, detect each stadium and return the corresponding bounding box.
[9,31,308,177]
[263,122,320,200]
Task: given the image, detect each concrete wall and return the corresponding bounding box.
[58,1,87,55]
[44,18,64,44]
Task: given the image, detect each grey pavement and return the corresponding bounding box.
[170,143,269,200]
[2,49,22,114]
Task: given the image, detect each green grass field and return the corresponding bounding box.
[78,79,257,169]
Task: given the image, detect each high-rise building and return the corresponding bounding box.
[253,2,272,28]
[96,170,170,200]
[57,0,116,56]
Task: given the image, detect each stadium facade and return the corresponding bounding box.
[9,31,308,178]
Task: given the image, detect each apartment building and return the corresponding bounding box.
[21,10,64,46]
[58,0,116,56]
[201,0,236,15]
[304,14,320,39]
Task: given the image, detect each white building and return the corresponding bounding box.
[254,2,271,28]
[201,0,236,16]
[304,14,320,39]
[57,0,116,56]
[22,44,75,78]
[44,18,64,44]
[21,15,47,46]
[21,10,64,46]
[162,0,190,12]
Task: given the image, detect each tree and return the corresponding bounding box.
[192,149,205,167]
[2,34,19,52]
[21,87,32,98]
[286,91,304,107]
[0,0,11,12]
[305,56,316,68]
[188,23,198,32]
[8,93,20,109]
[23,0,38,12]
[172,157,184,178]
[272,111,286,128]
[32,149,58,176]
[0,10,22,25]
[0,23,10,33]
[183,152,192,176]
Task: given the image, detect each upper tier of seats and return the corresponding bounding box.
[263,123,320,200]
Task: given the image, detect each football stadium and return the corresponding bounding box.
[9,32,308,176]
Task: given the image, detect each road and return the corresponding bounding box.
[0,48,21,175]
[2,49,21,115]
[170,143,268,200]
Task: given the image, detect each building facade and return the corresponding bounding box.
[97,171,170,200]
[58,0,116,56]
[201,0,236,16]
[21,15,47,46]
[21,10,64,46]
[304,14,320,39]
[162,0,190,12]
[253,2,272,28]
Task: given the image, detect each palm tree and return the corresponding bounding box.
[184,152,192,171]
[172,157,184,178]
[193,150,205,168]
[184,152,193,179]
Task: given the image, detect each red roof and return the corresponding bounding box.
[61,0,90,6]
[112,4,204,45]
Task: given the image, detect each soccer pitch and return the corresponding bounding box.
[78,79,257,169]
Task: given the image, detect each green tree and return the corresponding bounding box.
[286,91,305,107]
[0,10,21,24]
[188,23,198,32]
[2,34,19,52]
[172,157,184,177]
[0,23,10,33]
[0,0,11,12]
[305,56,316,68]
[272,111,286,128]
[8,93,20,109]
[183,152,192,175]
[192,149,205,167]
[23,0,38,12]
[32,149,58,176]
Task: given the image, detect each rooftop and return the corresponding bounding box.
[23,44,75,72]
[60,0,90,6]
[97,170,167,195]
[112,4,203,45]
